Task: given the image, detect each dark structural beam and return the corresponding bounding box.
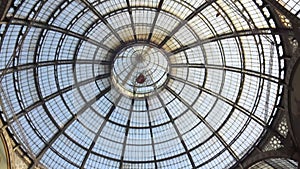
[158,0,215,48]
[8,73,110,122]
[119,97,135,169]
[170,63,280,83]
[288,53,300,166]
[0,0,46,84]
[145,98,158,168]
[147,0,164,42]
[168,74,267,127]
[165,86,242,168]
[6,18,115,52]
[264,0,300,43]
[80,0,125,44]
[156,93,196,168]
[0,0,12,21]
[0,59,111,75]
[168,28,293,55]
[264,0,300,26]
[30,86,111,168]
[126,0,137,42]
[242,148,299,168]
[80,96,121,169]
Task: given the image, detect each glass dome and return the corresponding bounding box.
[0,0,284,168]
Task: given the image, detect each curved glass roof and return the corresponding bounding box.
[276,0,300,19]
[0,0,285,168]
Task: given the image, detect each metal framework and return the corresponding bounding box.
[0,0,299,168]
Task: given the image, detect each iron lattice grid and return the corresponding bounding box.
[0,0,293,168]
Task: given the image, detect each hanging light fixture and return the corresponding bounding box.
[136,73,146,84]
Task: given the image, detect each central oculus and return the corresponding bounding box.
[111,44,170,98]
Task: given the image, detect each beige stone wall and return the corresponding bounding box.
[0,120,29,169]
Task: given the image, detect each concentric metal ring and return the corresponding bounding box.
[111,44,170,98]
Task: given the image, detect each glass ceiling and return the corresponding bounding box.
[277,0,300,19]
[0,0,285,168]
